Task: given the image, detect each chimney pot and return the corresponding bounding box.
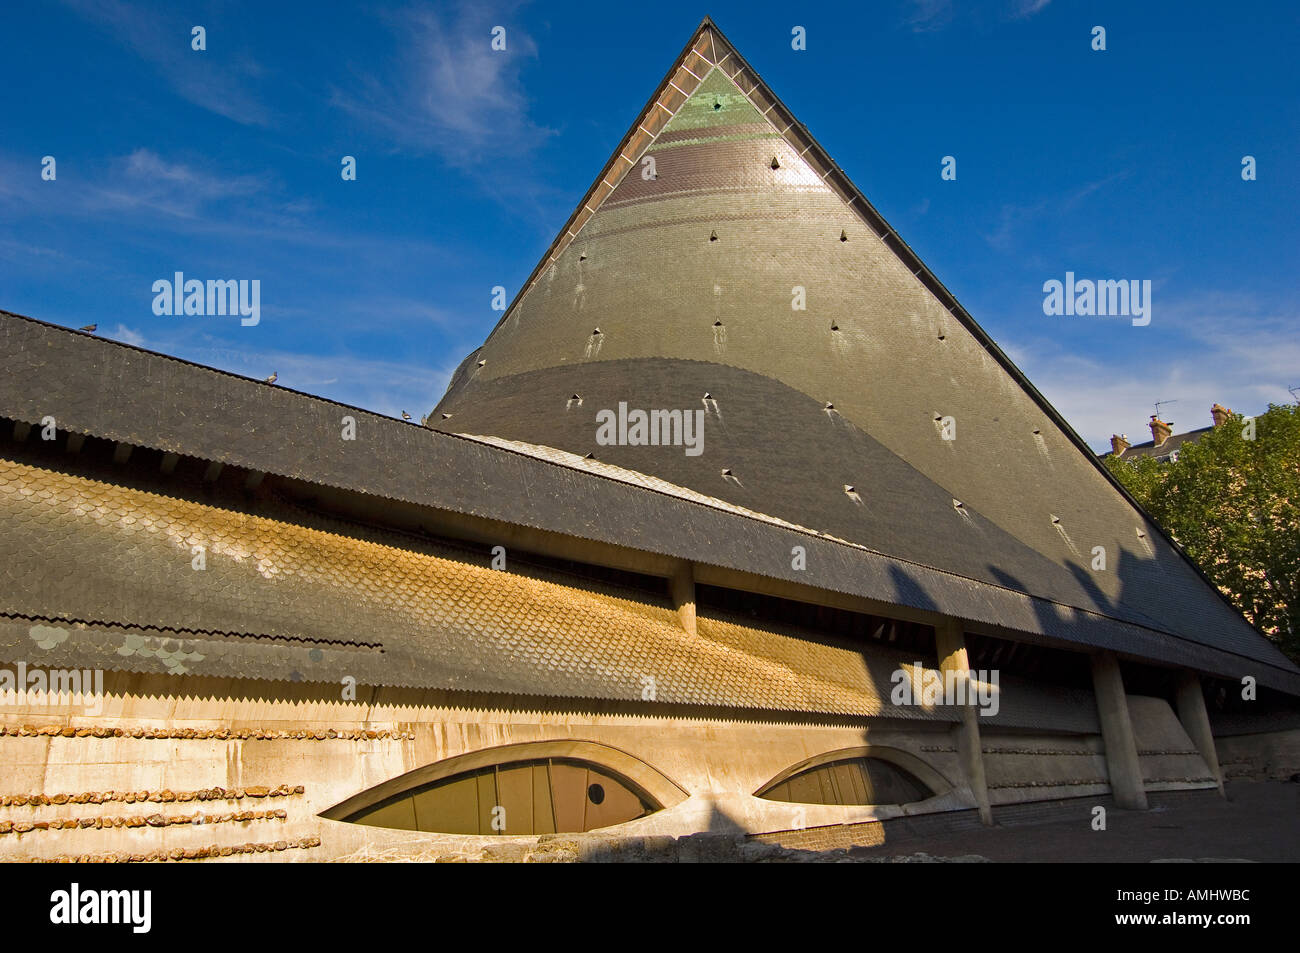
[1110,433,1130,456]
[1211,403,1232,427]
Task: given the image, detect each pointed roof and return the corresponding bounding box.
[433,19,1298,682]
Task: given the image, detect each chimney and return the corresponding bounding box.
[1110,434,1130,456]
[1211,403,1232,427]
[1149,415,1172,447]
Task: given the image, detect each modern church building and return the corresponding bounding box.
[2,19,1297,862]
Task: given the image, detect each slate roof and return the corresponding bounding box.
[1,310,1297,696]
[0,452,1102,731]
[430,19,1299,693]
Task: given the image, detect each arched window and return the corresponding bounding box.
[757,757,932,806]
[344,758,659,835]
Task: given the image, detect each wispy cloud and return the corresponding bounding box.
[984,171,1130,253]
[330,1,553,166]
[59,0,272,126]
[0,149,440,256]
[903,0,955,33]
[86,149,268,219]
[1007,292,1300,447]
[99,320,453,417]
[1009,0,1051,20]
[190,341,454,419]
[109,323,145,346]
[903,0,1051,32]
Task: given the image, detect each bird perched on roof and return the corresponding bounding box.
[264,372,277,384]
[401,411,412,420]
[79,324,97,333]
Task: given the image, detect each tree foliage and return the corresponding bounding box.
[1102,403,1300,663]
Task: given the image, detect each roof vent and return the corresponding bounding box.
[591,327,602,335]
[824,401,835,410]
[843,484,856,494]
[477,359,486,368]
[721,468,733,477]
[713,320,723,327]
[840,229,848,242]
[440,413,453,420]
[583,452,595,460]
[570,394,582,401]
[830,323,840,332]
[953,499,965,510]
[1050,515,1061,525]
[709,230,718,242]
[937,333,946,341]
[713,99,722,111]
[770,155,780,169]
[703,392,713,400]
[579,253,587,261]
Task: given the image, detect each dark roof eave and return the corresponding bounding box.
[1,310,1297,695]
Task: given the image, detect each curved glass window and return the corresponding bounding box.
[345,758,658,835]
[759,757,931,806]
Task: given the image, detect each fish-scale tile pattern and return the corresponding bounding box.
[0,457,951,719]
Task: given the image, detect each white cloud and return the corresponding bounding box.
[330,1,553,165]
[85,149,268,219]
[1006,292,1300,449]
[110,323,146,347]
[1010,0,1051,19]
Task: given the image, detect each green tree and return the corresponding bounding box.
[1103,403,1300,663]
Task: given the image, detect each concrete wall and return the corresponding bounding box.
[1217,728,1300,781]
[0,675,1226,862]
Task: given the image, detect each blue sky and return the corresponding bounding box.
[2,0,1296,449]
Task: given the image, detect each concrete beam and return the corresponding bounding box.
[670,561,697,637]
[1090,651,1148,810]
[1175,670,1225,796]
[935,617,992,826]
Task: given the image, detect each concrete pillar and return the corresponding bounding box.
[670,562,696,637]
[1090,652,1148,810]
[1175,670,1225,796]
[934,618,993,826]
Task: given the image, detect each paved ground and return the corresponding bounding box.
[843,781,1300,862]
